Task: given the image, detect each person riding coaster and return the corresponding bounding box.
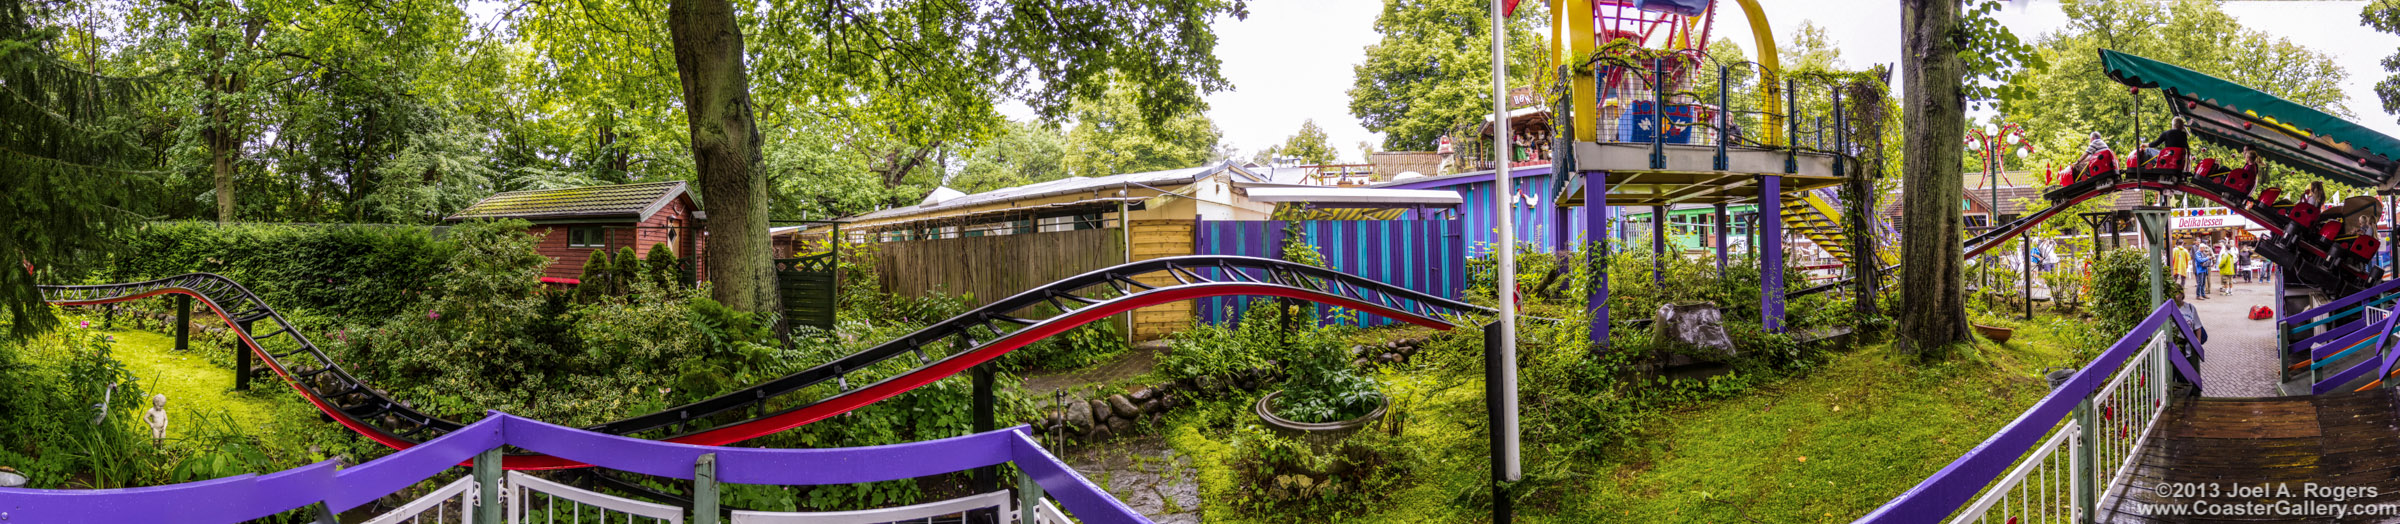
[2136,117,2192,175]
[2046,133,2119,201]
[2255,181,2386,296]
[2189,147,2263,201]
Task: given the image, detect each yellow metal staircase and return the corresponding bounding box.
[1782,190,1895,268]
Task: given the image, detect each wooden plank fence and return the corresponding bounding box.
[1129,220,1196,340]
[871,228,1123,308]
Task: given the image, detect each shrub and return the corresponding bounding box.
[98,222,454,323]
[1161,299,1293,382]
[1219,423,1422,514]
[1270,320,1381,423]
[0,322,156,488]
[613,247,640,295]
[1003,320,1127,373]
[645,245,681,289]
[575,249,611,303]
[2090,247,2152,332]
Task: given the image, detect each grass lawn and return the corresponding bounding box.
[1164,311,2100,523]
[99,328,286,438]
[1577,322,2084,522]
[83,322,366,466]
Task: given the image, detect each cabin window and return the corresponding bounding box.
[568,227,606,248]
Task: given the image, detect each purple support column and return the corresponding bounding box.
[1714,203,1729,272]
[1652,205,1668,284]
[1554,204,1572,252]
[1763,175,1784,332]
[1586,171,1609,352]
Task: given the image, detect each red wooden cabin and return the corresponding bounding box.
[446,181,706,282]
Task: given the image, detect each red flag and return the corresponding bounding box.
[1504,0,1521,16]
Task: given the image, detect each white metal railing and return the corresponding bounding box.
[1947,335,2175,523]
[729,491,1012,523]
[2369,306,2391,324]
[508,471,683,524]
[363,476,481,524]
[1948,421,2079,524]
[2093,337,2171,505]
[1026,497,1070,524]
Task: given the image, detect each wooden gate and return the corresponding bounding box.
[777,253,838,330]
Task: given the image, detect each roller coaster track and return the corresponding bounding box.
[1788,174,2314,300]
[42,255,1482,470]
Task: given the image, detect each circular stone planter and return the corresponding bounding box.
[1255,390,1389,448]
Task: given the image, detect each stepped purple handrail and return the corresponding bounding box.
[0,412,1139,524]
[1853,302,2205,523]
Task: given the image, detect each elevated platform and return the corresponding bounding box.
[2101,389,2400,523]
[1556,142,1848,207]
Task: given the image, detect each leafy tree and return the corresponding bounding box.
[1348,0,1546,151]
[2370,0,2400,126]
[1897,0,1970,352]
[763,121,908,220]
[2014,0,2344,198]
[1,2,154,339]
[1063,78,1227,177]
[1278,119,1339,165]
[951,120,1072,193]
[655,0,1246,319]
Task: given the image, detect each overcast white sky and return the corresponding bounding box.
[1188,0,2400,160]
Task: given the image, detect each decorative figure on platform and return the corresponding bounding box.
[145,394,168,446]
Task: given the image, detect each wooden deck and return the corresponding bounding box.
[2103,389,2400,523]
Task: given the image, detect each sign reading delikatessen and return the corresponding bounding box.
[2171,207,2262,231]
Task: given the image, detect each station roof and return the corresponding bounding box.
[842,161,1261,224]
[1236,185,1463,207]
[2102,49,2400,189]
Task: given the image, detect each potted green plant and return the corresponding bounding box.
[1254,315,1387,447]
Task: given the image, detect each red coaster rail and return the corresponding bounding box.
[43,255,1483,469]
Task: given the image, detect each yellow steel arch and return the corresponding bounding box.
[1730,0,1785,146]
[1549,0,1784,146]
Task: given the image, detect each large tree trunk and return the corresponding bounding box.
[210,132,233,223]
[667,0,780,319]
[1898,0,1970,353]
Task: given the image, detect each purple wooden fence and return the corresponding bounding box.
[1194,219,1467,327]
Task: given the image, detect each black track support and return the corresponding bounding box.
[174,294,191,352]
[971,361,997,524]
[233,319,254,391]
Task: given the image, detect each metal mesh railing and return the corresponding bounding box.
[729,491,1010,523]
[362,477,480,524]
[510,471,683,524]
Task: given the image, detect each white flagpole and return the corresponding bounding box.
[1489,0,1521,500]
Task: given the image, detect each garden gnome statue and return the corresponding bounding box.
[144,394,169,446]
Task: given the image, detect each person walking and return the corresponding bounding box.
[2218,243,2238,295]
[2192,242,2214,299]
[2172,241,2192,292]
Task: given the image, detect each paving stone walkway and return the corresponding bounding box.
[2181,279,2283,398]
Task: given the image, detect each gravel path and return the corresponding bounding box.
[2180,279,2282,397]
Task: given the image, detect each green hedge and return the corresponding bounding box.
[102,222,458,322]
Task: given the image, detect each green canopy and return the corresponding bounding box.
[2100,49,2400,189]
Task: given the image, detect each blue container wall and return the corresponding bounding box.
[1193,219,1467,327]
[1402,171,1620,254]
